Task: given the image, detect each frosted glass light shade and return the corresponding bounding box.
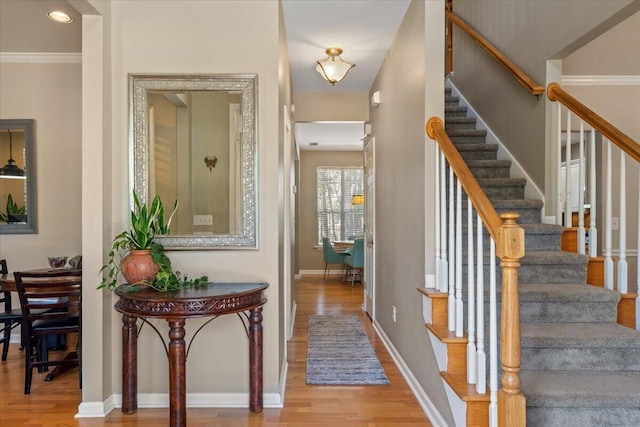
[316,48,355,85]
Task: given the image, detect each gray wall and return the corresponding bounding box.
[369,0,452,423]
[451,0,637,191]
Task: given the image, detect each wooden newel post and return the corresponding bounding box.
[496,212,526,427]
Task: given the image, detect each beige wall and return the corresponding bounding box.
[369,0,452,423]
[78,0,286,409]
[298,150,363,271]
[451,0,637,191]
[0,62,82,270]
[293,91,369,122]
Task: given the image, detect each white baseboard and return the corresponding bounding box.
[75,396,116,418]
[108,392,284,409]
[373,320,449,427]
[299,269,347,276]
[278,357,289,406]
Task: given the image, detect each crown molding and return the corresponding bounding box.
[562,75,640,86]
[0,52,81,64]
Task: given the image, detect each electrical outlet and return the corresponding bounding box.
[193,215,213,226]
[392,306,397,323]
[611,217,619,230]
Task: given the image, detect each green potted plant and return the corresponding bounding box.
[99,191,208,292]
[0,193,26,223]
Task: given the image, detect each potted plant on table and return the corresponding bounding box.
[99,191,208,292]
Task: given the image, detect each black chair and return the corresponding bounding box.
[0,259,24,361]
[14,269,82,394]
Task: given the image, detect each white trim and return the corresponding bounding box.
[611,249,638,257]
[373,319,449,427]
[299,269,347,276]
[278,357,289,406]
[294,273,301,280]
[110,392,284,409]
[75,396,116,418]
[0,52,82,64]
[447,82,545,202]
[562,75,640,86]
[289,301,297,340]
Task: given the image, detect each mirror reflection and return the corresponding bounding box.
[0,119,37,234]
[130,74,257,249]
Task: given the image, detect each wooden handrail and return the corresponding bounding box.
[446,9,545,96]
[547,82,640,163]
[427,116,526,427]
[426,117,503,241]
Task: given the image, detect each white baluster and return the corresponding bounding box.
[556,105,563,225]
[589,129,598,257]
[467,198,476,384]
[578,121,585,254]
[441,152,448,293]
[565,111,572,228]
[435,147,441,290]
[476,213,486,393]
[618,151,628,294]
[448,168,455,331]
[488,239,498,427]
[456,179,463,337]
[637,173,640,329]
[605,140,614,289]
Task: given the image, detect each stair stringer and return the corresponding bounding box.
[446,81,545,207]
[420,288,490,427]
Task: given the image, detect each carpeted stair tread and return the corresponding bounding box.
[465,159,511,168]
[521,371,640,408]
[522,322,640,348]
[446,129,487,137]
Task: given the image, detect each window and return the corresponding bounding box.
[316,167,364,245]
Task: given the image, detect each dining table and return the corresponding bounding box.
[0,267,82,381]
[331,240,354,252]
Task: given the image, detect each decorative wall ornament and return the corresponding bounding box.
[205,155,218,171]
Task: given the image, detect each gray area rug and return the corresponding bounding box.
[306,314,390,385]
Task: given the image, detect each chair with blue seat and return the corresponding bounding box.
[322,237,347,280]
[344,238,364,286]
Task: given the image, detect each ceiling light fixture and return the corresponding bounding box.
[0,130,26,179]
[47,10,74,24]
[316,47,355,85]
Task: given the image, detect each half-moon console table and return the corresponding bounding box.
[114,282,268,427]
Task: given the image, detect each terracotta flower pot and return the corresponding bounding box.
[120,249,159,285]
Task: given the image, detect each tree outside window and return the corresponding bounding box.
[317,167,364,245]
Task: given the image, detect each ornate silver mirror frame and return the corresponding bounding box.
[130,74,258,249]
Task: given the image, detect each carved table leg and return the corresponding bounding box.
[122,314,138,414]
[249,306,263,412]
[168,319,186,427]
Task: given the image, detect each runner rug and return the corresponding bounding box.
[306,314,390,385]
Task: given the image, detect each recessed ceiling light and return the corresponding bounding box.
[48,11,74,24]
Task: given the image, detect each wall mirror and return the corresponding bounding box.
[0,119,37,234]
[130,74,257,249]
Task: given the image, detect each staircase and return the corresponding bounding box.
[425,87,640,426]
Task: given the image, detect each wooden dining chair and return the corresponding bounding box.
[0,259,24,361]
[14,269,82,394]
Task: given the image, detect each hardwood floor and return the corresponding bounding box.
[0,276,432,426]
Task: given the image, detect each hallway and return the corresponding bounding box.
[0,276,432,426]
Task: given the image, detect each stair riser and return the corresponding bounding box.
[527,407,640,427]
[449,206,542,223]
[445,165,510,179]
[448,230,561,251]
[449,136,488,144]
[459,301,616,325]
[445,111,468,118]
[479,184,525,200]
[522,347,640,371]
[445,122,477,130]
[460,263,587,284]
